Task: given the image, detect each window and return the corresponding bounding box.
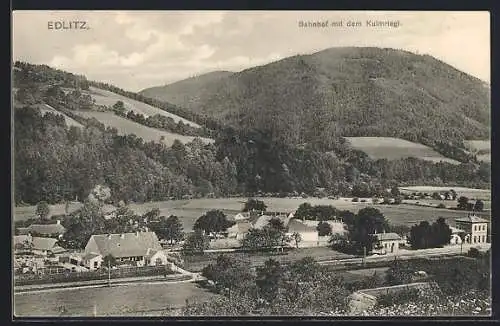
[473,236,477,243]
[482,236,485,243]
[474,225,477,231]
[483,225,486,231]
[94,261,98,268]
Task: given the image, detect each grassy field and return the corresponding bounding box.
[74,111,214,147]
[14,197,490,230]
[399,186,490,200]
[88,87,202,128]
[464,140,491,163]
[14,282,217,317]
[345,137,460,164]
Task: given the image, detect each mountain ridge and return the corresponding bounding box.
[140,47,490,152]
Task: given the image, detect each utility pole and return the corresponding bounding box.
[107,260,111,287]
[363,246,366,267]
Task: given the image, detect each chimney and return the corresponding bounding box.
[56,220,61,225]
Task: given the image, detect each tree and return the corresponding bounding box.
[36,201,50,220]
[474,200,484,212]
[193,210,234,237]
[243,198,267,213]
[256,259,284,304]
[457,196,470,210]
[349,207,388,253]
[294,202,313,220]
[164,215,184,244]
[431,217,452,247]
[291,232,302,248]
[113,100,126,114]
[182,230,210,255]
[390,186,400,197]
[317,221,332,236]
[102,254,117,268]
[201,255,256,296]
[409,221,432,249]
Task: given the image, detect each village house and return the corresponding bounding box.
[454,214,489,244]
[286,219,319,248]
[226,221,252,240]
[17,220,66,238]
[14,234,67,256]
[449,226,464,245]
[84,231,163,268]
[371,232,402,254]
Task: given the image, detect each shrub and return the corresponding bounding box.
[437,203,446,209]
[352,197,359,202]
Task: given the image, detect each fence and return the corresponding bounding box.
[14,265,173,286]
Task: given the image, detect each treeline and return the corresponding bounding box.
[14,106,490,205]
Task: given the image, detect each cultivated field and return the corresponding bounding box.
[464,140,491,163]
[15,197,490,231]
[399,186,491,200]
[345,137,460,164]
[88,87,202,128]
[74,111,213,147]
[14,282,217,317]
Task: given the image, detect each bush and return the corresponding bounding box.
[360,199,367,203]
[352,197,359,202]
[377,288,421,307]
[467,247,481,258]
[437,203,446,209]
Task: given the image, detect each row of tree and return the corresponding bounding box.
[408,218,452,250]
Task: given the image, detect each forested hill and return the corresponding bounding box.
[13,60,490,205]
[140,47,490,151]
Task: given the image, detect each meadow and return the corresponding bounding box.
[399,186,491,200]
[464,140,491,163]
[87,86,202,128]
[74,111,213,147]
[14,282,217,317]
[345,137,460,164]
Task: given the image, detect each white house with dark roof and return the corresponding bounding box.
[454,214,489,244]
[372,232,402,254]
[84,231,163,267]
[286,219,319,247]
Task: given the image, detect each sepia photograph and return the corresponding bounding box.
[12,10,491,318]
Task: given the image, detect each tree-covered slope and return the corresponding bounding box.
[140,47,490,150]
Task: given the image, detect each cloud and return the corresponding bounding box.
[13,11,490,91]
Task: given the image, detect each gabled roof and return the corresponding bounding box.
[232,212,250,221]
[374,232,401,241]
[227,221,252,234]
[83,253,102,261]
[252,214,291,229]
[29,223,66,235]
[32,237,58,251]
[88,232,162,258]
[14,235,31,246]
[455,214,489,224]
[287,219,318,233]
[17,227,31,235]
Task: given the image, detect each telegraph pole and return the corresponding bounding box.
[363,246,366,267]
[107,260,111,287]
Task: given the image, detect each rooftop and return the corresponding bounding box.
[87,231,162,258]
[373,232,402,241]
[455,214,489,224]
[28,223,66,235]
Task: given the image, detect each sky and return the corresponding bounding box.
[13,11,490,92]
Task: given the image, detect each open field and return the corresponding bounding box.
[464,140,491,162]
[403,199,491,210]
[74,111,214,147]
[88,86,202,128]
[14,197,490,230]
[399,186,490,200]
[345,137,460,164]
[14,282,217,317]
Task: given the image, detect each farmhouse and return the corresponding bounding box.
[82,253,103,271]
[449,226,464,245]
[372,232,402,254]
[84,231,162,267]
[454,214,489,244]
[22,220,66,238]
[226,221,252,240]
[14,235,67,256]
[232,212,251,221]
[251,214,292,229]
[286,219,319,248]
